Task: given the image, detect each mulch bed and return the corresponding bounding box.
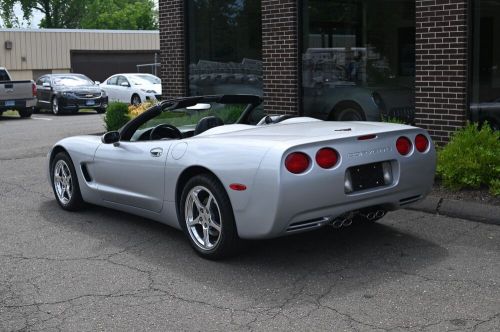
[432,181,500,206]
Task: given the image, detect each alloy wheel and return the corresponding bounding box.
[185,186,222,251]
[52,98,59,115]
[53,159,73,205]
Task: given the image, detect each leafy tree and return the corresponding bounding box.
[0,0,157,29]
[80,0,158,30]
[0,0,85,28]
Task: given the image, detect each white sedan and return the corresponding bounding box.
[100,74,161,105]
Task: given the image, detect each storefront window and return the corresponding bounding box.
[302,0,415,122]
[187,0,262,96]
[470,1,500,130]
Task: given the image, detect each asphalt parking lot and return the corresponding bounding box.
[0,112,499,331]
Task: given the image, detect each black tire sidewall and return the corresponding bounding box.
[50,152,84,211]
[131,94,141,106]
[334,105,365,121]
[19,108,32,118]
[179,174,239,259]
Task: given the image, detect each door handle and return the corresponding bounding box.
[150,147,163,157]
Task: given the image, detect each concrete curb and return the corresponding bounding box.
[406,195,500,225]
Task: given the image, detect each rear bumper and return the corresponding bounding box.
[233,131,436,240]
[0,98,36,111]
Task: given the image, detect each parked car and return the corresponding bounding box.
[47,94,436,259]
[0,67,37,118]
[100,74,161,105]
[35,74,108,115]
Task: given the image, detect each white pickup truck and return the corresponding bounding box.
[0,67,37,118]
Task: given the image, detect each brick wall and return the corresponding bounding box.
[261,0,300,115]
[158,0,186,99]
[415,0,469,144]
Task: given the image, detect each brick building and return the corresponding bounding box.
[159,0,499,144]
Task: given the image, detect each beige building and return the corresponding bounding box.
[0,29,159,81]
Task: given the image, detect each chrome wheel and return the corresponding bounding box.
[185,186,222,251]
[53,160,72,205]
[52,98,59,115]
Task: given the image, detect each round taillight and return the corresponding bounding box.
[415,134,429,153]
[396,137,412,156]
[316,148,338,169]
[285,152,310,174]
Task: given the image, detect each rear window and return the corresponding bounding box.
[0,70,10,81]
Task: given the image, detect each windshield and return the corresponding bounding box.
[138,103,248,132]
[128,76,151,86]
[137,75,160,84]
[53,75,93,87]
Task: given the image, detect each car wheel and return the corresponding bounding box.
[180,174,241,259]
[96,108,106,114]
[131,94,141,106]
[332,104,365,121]
[33,107,41,114]
[52,97,61,115]
[18,108,32,118]
[50,152,84,211]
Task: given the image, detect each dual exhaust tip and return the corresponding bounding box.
[329,209,386,228]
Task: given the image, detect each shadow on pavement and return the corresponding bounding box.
[39,199,447,301]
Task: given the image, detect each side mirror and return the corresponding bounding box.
[101,131,120,145]
[42,82,51,88]
[120,82,130,87]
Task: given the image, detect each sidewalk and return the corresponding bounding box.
[407,195,500,225]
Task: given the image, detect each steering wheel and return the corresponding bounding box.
[149,124,182,140]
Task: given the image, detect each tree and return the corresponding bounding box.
[80,0,158,30]
[0,0,157,29]
[0,0,85,28]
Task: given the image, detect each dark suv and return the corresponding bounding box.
[35,74,108,115]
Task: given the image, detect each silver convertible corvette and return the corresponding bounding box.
[48,95,436,259]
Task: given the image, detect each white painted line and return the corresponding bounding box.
[32,117,53,121]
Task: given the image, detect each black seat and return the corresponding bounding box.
[194,116,224,135]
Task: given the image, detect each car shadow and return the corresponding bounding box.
[39,200,447,301]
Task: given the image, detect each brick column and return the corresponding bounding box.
[262,0,300,115]
[159,0,186,99]
[415,0,469,144]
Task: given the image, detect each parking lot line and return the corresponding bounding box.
[32,117,53,121]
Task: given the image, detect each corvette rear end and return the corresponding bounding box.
[229,121,436,239]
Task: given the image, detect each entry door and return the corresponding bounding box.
[93,141,171,212]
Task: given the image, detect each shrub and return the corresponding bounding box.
[437,123,500,195]
[103,102,130,131]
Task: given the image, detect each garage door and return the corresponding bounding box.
[71,51,160,82]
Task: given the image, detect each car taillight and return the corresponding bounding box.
[285,152,310,174]
[316,148,338,169]
[32,83,37,97]
[396,137,412,156]
[415,134,429,153]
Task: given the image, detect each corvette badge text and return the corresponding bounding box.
[347,147,392,158]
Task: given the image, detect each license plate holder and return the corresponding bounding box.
[5,100,15,107]
[348,162,385,192]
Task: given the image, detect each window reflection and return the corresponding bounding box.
[187,0,262,97]
[302,0,415,123]
[470,0,500,130]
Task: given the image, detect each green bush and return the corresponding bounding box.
[103,102,130,131]
[437,123,500,195]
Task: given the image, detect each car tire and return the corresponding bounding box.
[18,108,32,118]
[131,94,141,106]
[33,107,41,114]
[96,108,106,114]
[331,104,365,121]
[50,152,84,211]
[52,97,62,115]
[180,174,241,260]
